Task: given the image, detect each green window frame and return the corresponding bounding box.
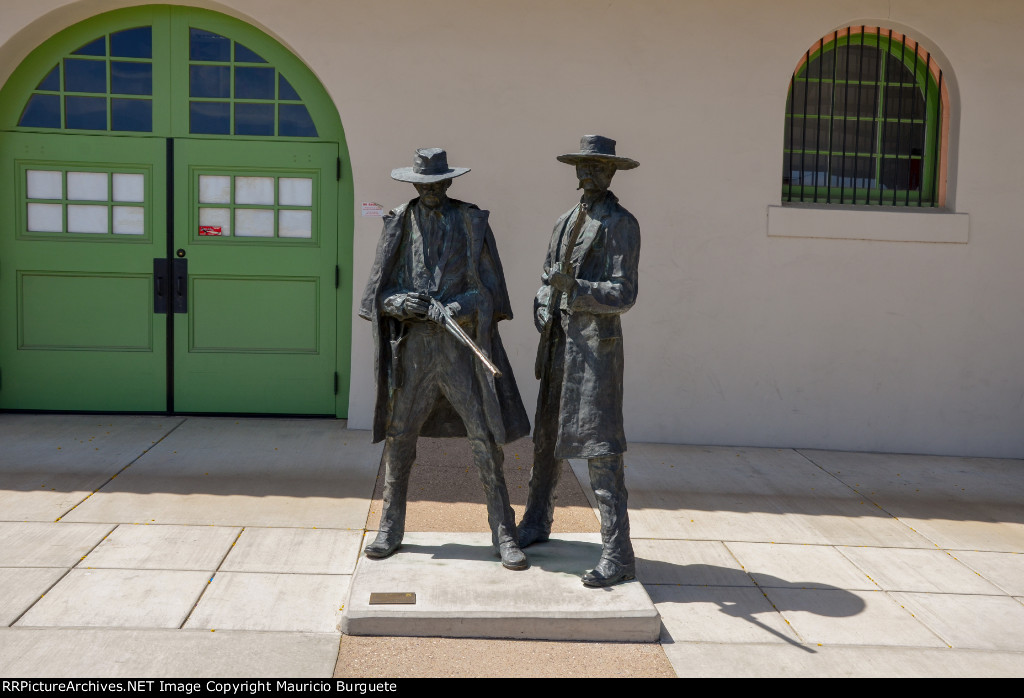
[783,27,946,207]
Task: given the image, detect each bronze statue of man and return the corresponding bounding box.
[359,147,531,570]
[519,135,641,586]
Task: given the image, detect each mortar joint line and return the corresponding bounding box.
[54,418,188,522]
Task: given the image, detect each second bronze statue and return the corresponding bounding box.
[520,135,641,587]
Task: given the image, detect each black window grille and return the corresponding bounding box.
[783,27,944,207]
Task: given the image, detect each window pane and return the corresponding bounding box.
[279,209,312,238]
[37,66,60,91]
[190,65,230,98]
[836,43,880,82]
[234,102,274,136]
[110,27,152,58]
[235,67,274,99]
[234,42,266,63]
[190,28,231,61]
[790,81,832,115]
[111,62,152,95]
[830,118,877,154]
[111,98,152,132]
[882,121,925,157]
[235,208,274,237]
[880,157,920,192]
[112,206,145,234]
[833,84,880,119]
[67,204,109,233]
[278,104,317,137]
[67,172,108,201]
[72,38,106,56]
[199,207,231,236]
[235,177,275,205]
[19,94,61,128]
[886,55,917,84]
[64,59,106,93]
[27,170,63,199]
[279,178,313,206]
[112,173,145,202]
[190,101,230,134]
[27,203,63,232]
[199,175,231,204]
[278,75,300,100]
[65,96,107,130]
[884,85,925,120]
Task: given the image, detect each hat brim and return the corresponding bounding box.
[556,153,639,170]
[390,166,470,183]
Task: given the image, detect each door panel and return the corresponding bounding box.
[172,138,337,414]
[0,133,167,411]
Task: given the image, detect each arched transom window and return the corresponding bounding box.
[783,27,949,207]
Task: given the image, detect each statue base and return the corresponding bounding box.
[341,532,660,642]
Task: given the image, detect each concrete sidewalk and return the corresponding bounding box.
[0,414,1022,677]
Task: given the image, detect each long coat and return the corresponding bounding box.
[535,191,640,458]
[360,198,530,445]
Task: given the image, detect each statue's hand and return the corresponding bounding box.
[384,292,429,320]
[427,301,462,325]
[535,304,551,331]
[547,270,577,294]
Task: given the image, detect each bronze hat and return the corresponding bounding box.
[391,147,470,183]
[557,135,639,170]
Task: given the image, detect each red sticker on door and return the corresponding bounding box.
[199,226,222,236]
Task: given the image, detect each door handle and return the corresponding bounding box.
[172,258,188,314]
[153,258,169,314]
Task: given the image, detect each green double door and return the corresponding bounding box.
[0,132,339,414]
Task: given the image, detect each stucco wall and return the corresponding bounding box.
[2,0,1022,457]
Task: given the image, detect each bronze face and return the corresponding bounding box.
[575,160,617,194]
[413,179,452,209]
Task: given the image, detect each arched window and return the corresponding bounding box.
[783,27,948,207]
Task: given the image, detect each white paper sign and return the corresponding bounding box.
[361,202,384,217]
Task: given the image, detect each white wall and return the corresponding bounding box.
[3,0,1022,458]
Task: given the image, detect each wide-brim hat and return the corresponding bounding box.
[391,147,470,183]
[557,135,639,170]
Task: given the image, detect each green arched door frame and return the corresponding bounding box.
[0,4,353,416]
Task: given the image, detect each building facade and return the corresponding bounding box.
[0,0,1020,458]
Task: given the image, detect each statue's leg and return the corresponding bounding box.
[440,337,526,570]
[365,332,437,559]
[582,454,636,587]
[519,325,565,546]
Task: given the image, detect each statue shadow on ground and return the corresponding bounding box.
[386,538,864,654]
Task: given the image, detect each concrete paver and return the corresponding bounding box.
[659,642,1024,678]
[888,592,1024,650]
[763,588,945,647]
[0,568,68,626]
[952,550,1024,595]
[343,532,660,642]
[726,542,878,590]
[16,568,209,628]
[82,524,241,571]
[837,545,1004,594]
[0,416,183,521]
[0,522,114,567]
[185,572,349,633]
[600,444,932,547]
[0,628,340,678]
[634,539,751,586]
[647,584,800,644]
[221,527,363,574]
[62,420,381,528]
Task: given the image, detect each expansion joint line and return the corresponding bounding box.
[54,418,188,522]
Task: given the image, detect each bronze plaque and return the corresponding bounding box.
[369,592,417,605]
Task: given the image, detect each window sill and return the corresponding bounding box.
[767,204,969,243]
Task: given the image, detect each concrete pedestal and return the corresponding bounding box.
[342,532,660,642]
